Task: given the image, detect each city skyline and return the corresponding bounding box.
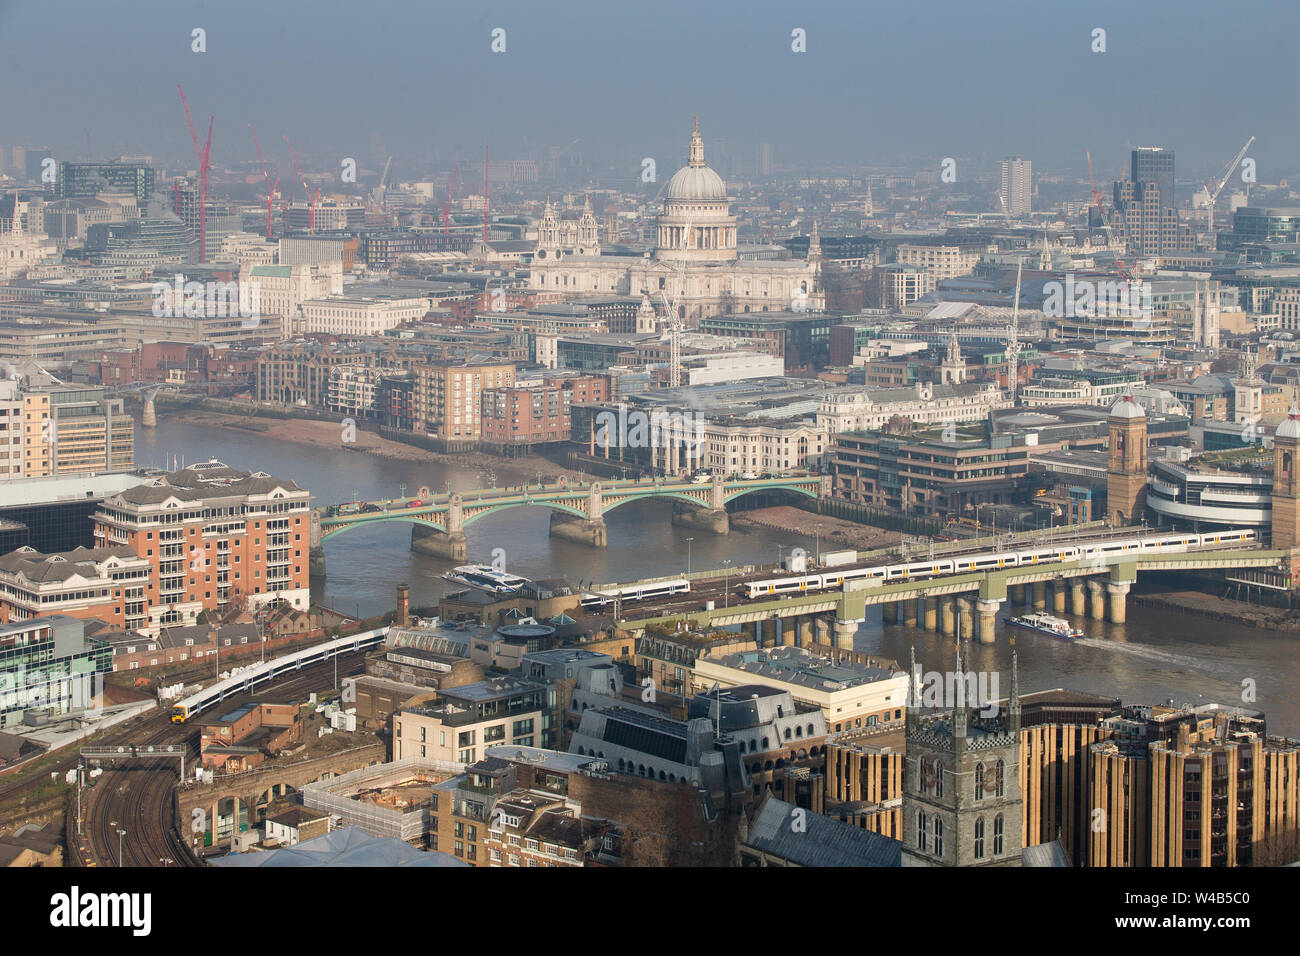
[0,0,1295,180]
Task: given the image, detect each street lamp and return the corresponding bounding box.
[722,559,733,608]
[114,826,126,867]
[814,525,822,565]
[685,537,694,577]
[777,544,784,569]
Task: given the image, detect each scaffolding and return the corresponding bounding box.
[301,756,463,843]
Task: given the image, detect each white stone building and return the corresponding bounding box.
[530,119,824,323]
[818,382,1006,434]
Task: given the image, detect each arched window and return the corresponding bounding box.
[995,759,1005,798]
[934,760,944,798]
[933,818,944,858]
[784,728,791,741]
[795,726,803,739]
[993,814,1004,855]
[807,723,815,737]
[974,762,984,800]
[917,810,929,852]
[974,818,985,859]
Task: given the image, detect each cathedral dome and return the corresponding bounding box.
[664,165,727,202]
[664,118,728,202]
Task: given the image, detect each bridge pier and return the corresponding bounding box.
[670,503,730,534]
[833,619,857,650]
[141,395,157,428]
[976,599,1001,645]
[1071,580,1086,617]
[1088,580,1105,620]
[309,545,327,580]
[1032,581,1047,610]
[1107,582,1131,624]
[1053,581,1067,615]
[815,618,830,646]
[548,513,608,548]
[957,597,974,639]
[923,597,938,631]
[782,617,797,646]
[798,617,814,646]
[411,524,469,562]
[742,621,758,644]
[940,597,956,636]
[901,598,917,628]
[883,601,898,625]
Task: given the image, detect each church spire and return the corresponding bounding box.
[688,117,705,168]
[1008,649,1021,734]
[907,645,921,718]
[807,218,822,261]
[952,640,968,743]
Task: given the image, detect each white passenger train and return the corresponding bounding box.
[581,578,691,609]
[742,529,1258,599]
[169,627,388,723]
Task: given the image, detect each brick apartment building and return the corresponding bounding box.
[91,460,311,632]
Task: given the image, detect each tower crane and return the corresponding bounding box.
[283,135,317,232]
[1006,262,1022,402]
[1203,136,1255,235]
[441,159,458,229]
[177,85,213,263]
[248,124,279,241]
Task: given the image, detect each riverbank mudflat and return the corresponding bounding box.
[731,505,902,552]
[1132,589,1300,632]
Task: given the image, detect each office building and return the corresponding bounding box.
[998,158,1032,216]
[0,615,113,729]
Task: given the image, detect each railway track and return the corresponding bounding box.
[77,651,370,867]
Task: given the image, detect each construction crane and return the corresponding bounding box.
[1203,136,1255,235]
[177,85,214,263]
[283,135,316,233]
[441,159,458,228]
[1006,262,1022,402]
[375,156,393,210]
[248,125,279,241]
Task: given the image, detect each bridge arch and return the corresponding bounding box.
[599,490,714,516]
[319,514,449,537]
[460,500,588,527]
[721,484,819,507]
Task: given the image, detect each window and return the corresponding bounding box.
[917,810,928,852]
[974,818,985,859]
[974,762,984,800]
[933,819,943,858]
[993,814,1004,855]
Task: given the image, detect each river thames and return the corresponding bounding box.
[135,418,1300,734]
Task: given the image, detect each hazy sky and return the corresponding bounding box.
[3,0,1297,182]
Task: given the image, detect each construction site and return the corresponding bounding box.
[300,757,463,844]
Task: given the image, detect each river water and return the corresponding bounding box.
[135,418,1300,734]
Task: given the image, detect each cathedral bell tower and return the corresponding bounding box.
[1106,394,1148,526]
[1272,405,1300,550]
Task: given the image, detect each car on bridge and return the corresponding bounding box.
[406,499,424,508]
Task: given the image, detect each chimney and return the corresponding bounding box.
[396,583,410,626]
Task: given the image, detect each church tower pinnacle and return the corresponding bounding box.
[688,116,705,168]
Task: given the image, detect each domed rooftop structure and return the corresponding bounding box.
[1277,404,1300,440]
[656,118,737,263]
[664,119,728,202]
[1109,394,1146,419]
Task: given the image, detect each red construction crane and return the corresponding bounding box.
[441,159,458,228]
[283,135,316,232]
[249,124,279,241]
[177,84,214,263]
